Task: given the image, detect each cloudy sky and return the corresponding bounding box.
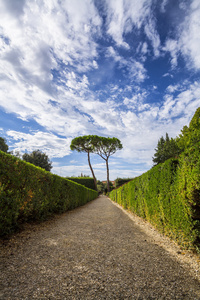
[0,0,200,180]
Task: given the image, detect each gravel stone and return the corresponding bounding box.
[0,195,200,299]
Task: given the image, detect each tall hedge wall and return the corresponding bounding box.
[110,150,200,251]
[0,151,98,236]
[65,177,96,190]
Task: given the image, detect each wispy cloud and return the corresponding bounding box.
[163,0,200,70]
[105,0,151,48]
[7,130,71,158]
[180,0,200,70]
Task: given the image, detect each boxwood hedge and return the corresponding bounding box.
[110,149,200,251]
[0,151,98,236]
[65,177,96,190]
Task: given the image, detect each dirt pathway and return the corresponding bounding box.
[1,196,200,299]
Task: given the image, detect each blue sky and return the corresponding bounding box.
[0,0,200,181]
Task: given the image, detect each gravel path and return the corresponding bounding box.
[1,195,200,299]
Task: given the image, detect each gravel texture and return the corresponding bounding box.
[0,195,200,299]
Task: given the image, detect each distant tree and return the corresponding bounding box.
[104,181,114,193]
[115,177,133,188]
[92,136,123,192]
[0,137,8,153]
[152,133,180,166]
[97,180,105,194]
[9,150,21,158]
[70,136,97,190]
[22,150,52,171]
[78,173,90,177]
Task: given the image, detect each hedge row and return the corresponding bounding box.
[110,147,200,251]
[65,177,96,190]
[0,151,98,236]
[115,177,133,188]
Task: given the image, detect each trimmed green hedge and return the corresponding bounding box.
[65,177,96,190]
[110,150,200,251]
[0,151,98,236]
[115,177,133,188]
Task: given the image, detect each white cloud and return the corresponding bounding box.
[93,60,98,69]
[53,164,91,178]
[164,0,200,70]
[163,39,179,68]
[105,0,151,48]
[105,0,161,57]
[180,0,200,70]
[141,42,148,55]
[106,46,147,82]
[160,0,169,13]
[0,0,102,83]
[70,160,78,164]
[166,84,180,93]
[144,16,161,57]
[6,130,71,158]
[159,81,200,121]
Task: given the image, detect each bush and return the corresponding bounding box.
[0,151,98,236]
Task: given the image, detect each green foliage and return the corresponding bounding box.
[115,178,133,188]
[0,137,8,153]
[70,136,94,153]
[22,150,52,172]
[152,133,180,166]
[177,107,200,152]
[0,151,98,236]
[65,177,96,190]
[92,136,123,157]
[110,155,200,251]
[97,180,105,194]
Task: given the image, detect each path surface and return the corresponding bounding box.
[1,196,200,299]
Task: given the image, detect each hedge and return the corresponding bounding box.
[0,151,98,236]
[65,177,96,190]
[110,150,200,251]
[115,177,133,188]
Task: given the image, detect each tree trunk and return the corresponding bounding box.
[106,159,110,193]
[87,151,97,190]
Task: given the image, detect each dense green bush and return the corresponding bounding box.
[110,155,200,251]
[0,151,98,236]
[65,177,96,190]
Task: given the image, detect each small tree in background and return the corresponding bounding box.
[70,135,123,192]
[152,133,180,166]
[92,136,123,192]
[97,180,105,194]
[22,149,52,171]
[70,136,97,190]
[0,137,8,153]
